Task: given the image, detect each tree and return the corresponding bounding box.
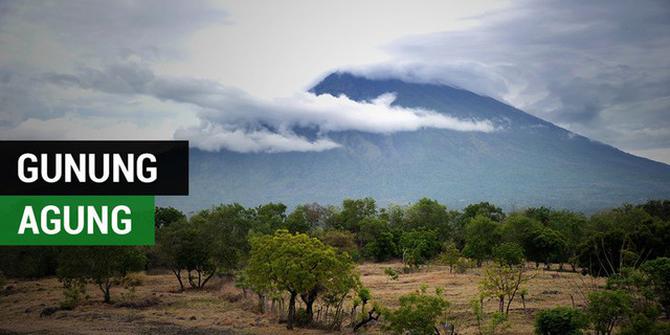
[404,198,453,239]
[480,262,536,314]
[640,257,670,317]
[318,229,359,260]
[437,241,461,273]
[360,217,397,261]
[57,247,145,303]
[252,202,287,234]
[246,230,358,329]
[586,290,632,335]
[463,202,505,223]
[534,307,588,335]
[400,230,441,269]
[336,198,377,233]
[154,206,186,230]
[527,227,568,269]
[285,206,313,234]
[493,242,525,267]
[158,213,243,290]
[464,215,501,266]
[383,287,450,335]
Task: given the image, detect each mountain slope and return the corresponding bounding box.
[159,72,670,213]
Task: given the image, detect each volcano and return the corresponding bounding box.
[159,72,670,213]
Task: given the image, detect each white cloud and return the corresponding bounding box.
[175,90,495,152]
[176,124,340,153]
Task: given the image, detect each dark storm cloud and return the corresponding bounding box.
[361,0,670,152]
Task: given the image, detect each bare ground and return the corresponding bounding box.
[0,262,603,335]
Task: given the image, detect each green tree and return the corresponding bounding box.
[464,215,501,266]
[534,307,588,335]
[246,230,358,329]
[336,198,377,233]
[154,206,186,230]
[493,242,525,266]
[640,257,670,317]
[252,202,287,234]
[437,241,461,273]
[586,290,632,335]
[400,230,441,269]
[158,212,243,290]
[480,262,536,314]
[57,247,145,303]
[404,198,453,239]
[383,287,450,335]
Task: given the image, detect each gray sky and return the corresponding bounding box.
[1,0,669,162]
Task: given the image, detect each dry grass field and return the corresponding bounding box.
[0,262,603,335]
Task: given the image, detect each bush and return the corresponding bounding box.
[60,279,86,310]
[384,267,399,281]
[640,257,670,316]
[471,298,509,335]
[535,306,588,335]
[587,290,632,335]
[383,287,449,335]
[455,257,475,274]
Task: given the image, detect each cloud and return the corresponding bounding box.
[47,62,494,152]
[349,0,670,160]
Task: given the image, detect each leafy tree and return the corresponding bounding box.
[284,206,312,234]
[360,217,398,261]
[464,215,501,266]
[586,290,632,335]
[480,262,536,314]
[534,307,588,335]
[526,207,552,225]
[0,247,60,278]
[317,229,359,260]
[404,198,453,238]
[546,210,587,271]
[493,242,525,266]
[336,198,377,233]
[437,241,461,273]
[400,230,441,269]
[528,227,568,268]
[154,206,186,230]
[252,202,286,234]
[246,230,358,329]
[57,247,145,303]
[158,213,243,290]
[383,287,450,335]
[640,257,670,317]
[463,202,505,223]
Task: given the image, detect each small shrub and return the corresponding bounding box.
[121,273,144,288]
[383,287,449,335]
[471,298,509,335]
[534,306,588,335]
[384,267,399,281]
[119,286,137,304]
[60,279,86,310]
[455,257,474,274]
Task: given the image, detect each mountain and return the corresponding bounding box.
[158,72,670,213]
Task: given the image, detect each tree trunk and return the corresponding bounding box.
[498,295,505,313]
[172,269,184,291]
[258,293,266,313]
[99,281,112,303]
[287,291,297,330]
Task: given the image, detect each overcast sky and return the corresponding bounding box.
[1,1,669,162]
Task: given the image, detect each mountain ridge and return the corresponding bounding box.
[158,72,670,213]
